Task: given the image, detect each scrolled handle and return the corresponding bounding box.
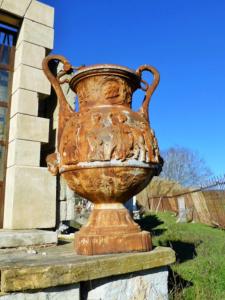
[42,55,75,146]
[136,65,160,123]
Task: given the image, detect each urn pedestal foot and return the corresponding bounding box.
[74,203,152,255]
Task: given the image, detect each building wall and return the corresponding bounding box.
[0,0,56,229]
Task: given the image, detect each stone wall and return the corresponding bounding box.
[0,268,168,300]
[1,0,56,229]
[0,245,175,299]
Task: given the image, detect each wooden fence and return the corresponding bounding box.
[137,179,225,229]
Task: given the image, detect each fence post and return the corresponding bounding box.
[177,196,187,223]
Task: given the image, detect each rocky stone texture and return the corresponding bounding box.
[0,246,175,293]
[0,230,57,248]
[86,267,168,300]
[0,284,79,300]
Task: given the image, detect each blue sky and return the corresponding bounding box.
[43,0,225,176]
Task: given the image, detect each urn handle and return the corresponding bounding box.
[136,65,160,123]
[42,55,75,146]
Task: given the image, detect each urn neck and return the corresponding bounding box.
[69,64,141,111]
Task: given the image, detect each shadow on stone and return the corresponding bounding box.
[137,214,164,231]
[168,267,193,299]
[58,240,71,245]
[159,240,198,263]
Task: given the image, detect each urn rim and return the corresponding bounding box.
[69,64,141,90]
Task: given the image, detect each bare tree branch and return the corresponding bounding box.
[160,146,212,187]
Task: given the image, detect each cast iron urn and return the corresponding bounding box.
[43,55,163,255]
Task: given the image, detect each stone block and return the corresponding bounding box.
[0,247,175,292]
[1,0,32,17]
[14,41,45,70]
[0,229,57,248]
[26,1,54,28]
[3,166,56,229]
[16,18,54,50]
[0,284,80,300]
[12,65,51,95]
[59,201,67,221]
[9,114,49,143]
[7,140,40,167]
[10,89,38,118]
[86,267,168,300]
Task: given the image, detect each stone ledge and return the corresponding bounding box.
[0,230,57,249]
[0,246,175,293]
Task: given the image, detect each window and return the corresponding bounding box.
[0,24,17,226]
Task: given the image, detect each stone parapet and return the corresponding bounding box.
[0,245,175,297]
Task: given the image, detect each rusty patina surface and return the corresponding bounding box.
[43,55,163,255]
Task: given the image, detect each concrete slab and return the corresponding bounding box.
[0,229,57,248]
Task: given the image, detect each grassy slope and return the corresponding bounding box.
[139,212,225,300]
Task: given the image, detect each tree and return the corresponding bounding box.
[160,146,212,187]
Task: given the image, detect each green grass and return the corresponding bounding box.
[138,212,225,300]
